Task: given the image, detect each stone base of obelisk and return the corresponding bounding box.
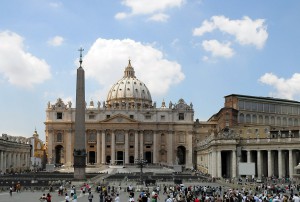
[74,167,86,180]
[73,152,87,180]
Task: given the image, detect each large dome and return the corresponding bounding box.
[106,60,152,108]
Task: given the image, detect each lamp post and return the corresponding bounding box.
[135,157,147,185]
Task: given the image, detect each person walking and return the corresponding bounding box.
[88,191,94,202]
[9,186,13,197]
[114,193,120,202]
[73,193,78,202]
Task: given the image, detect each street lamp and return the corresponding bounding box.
[135,157,147,185]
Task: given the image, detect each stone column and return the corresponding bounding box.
[278,150,283,178]
[289,149,293,177]
[153,131,157,164]
[268,150,272,177]
[3,152,7,173]
[140,131,144,158]
[17,152,22,171]
[208,152,211,175]
[217,151,222,178]
[65,129,72,167]
[257,150,262,179]
[232,150,237,178]
[97,130,101,165]
[247,150,251,163]
[101,131,106,164]
[0,151,3,172]
[111,131,115,165]
[134,131,139,160]
[211,151,217,178]
[167,131,173,166]
[125,131,129,164]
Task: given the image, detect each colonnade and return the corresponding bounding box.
[0,150,31,173]
[207,148,300,179]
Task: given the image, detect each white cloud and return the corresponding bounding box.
[259,73,300,100]
[193,16,268,49]
[147,13,169,22]
[115,0,184,21]
[81,38,185,98]
[47,36,64,46]
[115,12,128,20]
[49,2,62,8]
[0,31,51,88]
[202,40,234,58]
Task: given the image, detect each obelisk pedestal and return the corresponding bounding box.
[73,48,86,180]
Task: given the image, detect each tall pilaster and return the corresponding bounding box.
[134,131,139,160]
[101,131,106,164]
[140,131,144,158]
[47,129,53,164]
[167,131,173,166]
[74,47,86,180]
[111,131,115,164]
[66,129,72,167]
[153,131,157,164]
[125,131,129,164]
[97,130,101,165]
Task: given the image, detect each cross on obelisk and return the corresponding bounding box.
[74,47,86,180]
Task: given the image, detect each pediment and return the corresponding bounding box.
[101,114,139,123]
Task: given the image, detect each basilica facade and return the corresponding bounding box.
[45,61,195,169]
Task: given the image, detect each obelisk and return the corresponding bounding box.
[73,48,86,180]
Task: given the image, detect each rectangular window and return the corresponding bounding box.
[106,145,110,148]
[145,115,151,120]
[179,113,184,120]
[89,115,95,119]
[245,101,251,110]
[257,103,263,112]
[106,115,110,119]
[269,104,275,113]
[57,112,62,119]
[238,101,244,110]
[161,115,165,120]
[146,146,151,149]
[130,115,134,119]
[130,145,134,148]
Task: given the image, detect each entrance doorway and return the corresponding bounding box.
[89,151,95,164]
[116,151,124,165]
[145,151,152,163]
[55,145,64,165]
[177,146,186,165]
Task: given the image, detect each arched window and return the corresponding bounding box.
[239,113,244,123]
[283,117,287,126]
[288,118,293,126]
[276,117,281,126]
[265,116,269,124]
[294,119,299,126]
[259,115,263,124]
[252,115,257,124]
[246,114,251,123]
[271,116,275,125]
[88,131,96,142]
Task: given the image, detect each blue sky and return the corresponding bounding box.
[1,0,300,140]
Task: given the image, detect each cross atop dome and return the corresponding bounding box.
[124,59,136,78]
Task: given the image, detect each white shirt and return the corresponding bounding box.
[115,196,120,202]
[293,196,300,202]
